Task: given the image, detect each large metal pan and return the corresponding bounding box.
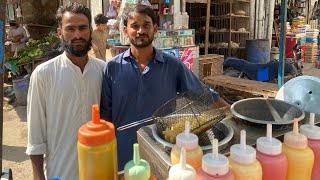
[231,98,305,129]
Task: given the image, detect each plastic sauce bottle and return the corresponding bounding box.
[169,147,197,180]
[256,124,288,180]
[197,139,235,180]
[282,119,314,180]
[300,113,320,180]
[229,130,262,180]
[124,143,151,180]
[77,104,118,180]
[171,121,203,170]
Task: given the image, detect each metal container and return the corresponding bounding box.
[231,98,305,130]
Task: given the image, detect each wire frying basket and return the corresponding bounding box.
[153,87,227,144]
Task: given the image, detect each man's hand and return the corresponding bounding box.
[30,155,45,180]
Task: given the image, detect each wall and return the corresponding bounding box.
[21,0,59,25]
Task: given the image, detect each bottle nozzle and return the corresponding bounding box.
[92,104,100,124]
[310,113,315,126]
[212,138,219,159]
[184,120,190,135]
[133,143,140,165]
[180,147,187,169]
[267,124,272,142]
[293,119,299,135]
[240,130,246,150]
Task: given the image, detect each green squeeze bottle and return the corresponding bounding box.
[124,143,151,180]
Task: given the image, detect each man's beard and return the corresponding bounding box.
[129,34,154,48]
[61,36,92,57]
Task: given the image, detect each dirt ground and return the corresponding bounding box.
[2,62,320,179]
[3,103,31,180]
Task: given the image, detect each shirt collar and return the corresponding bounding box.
[123,47,164,63]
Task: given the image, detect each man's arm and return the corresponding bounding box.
[177,60,229,107]
[100,64,113,121]
[26,68,47,179]
[30,155,45,180]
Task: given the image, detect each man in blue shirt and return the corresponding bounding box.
[100,4,228,170]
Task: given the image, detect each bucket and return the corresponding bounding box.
[12,75,30,106]
[246,39,270,64]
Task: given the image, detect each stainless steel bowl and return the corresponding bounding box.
[231,98,305,125]
[151,117,234,151]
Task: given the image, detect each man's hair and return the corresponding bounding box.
[94,14,109,25]
[9,20,17,27]
[122,4,157,26]
[56,2,91,27]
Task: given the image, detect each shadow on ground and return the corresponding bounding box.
[15,106,27,122]
[3,145,29,163]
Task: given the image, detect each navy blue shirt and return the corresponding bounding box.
[100,48,219,170]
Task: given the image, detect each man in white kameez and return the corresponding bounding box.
[26,3,105,180]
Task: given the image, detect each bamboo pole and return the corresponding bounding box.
[205,0,211,55]
[267,0,275,48]
[250,0,255,39]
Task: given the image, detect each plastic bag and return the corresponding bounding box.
[106,6,118,18]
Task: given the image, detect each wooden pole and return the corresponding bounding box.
[205,0,211,55]
[278,0,287,88]
[250,0,255,39]
[267,0,275,48]
[0,0,6,174]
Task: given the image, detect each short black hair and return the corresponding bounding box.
[122,4,157,26]
[9,20,17,26]
[56,2,91,27]
[94,14,109,25]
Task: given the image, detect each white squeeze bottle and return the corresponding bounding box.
[168,147,196,180]
[197,139,235,180]
[171,121,203,170]
[229,130,262,180]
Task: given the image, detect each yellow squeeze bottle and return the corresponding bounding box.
[229,130,262,180]
[282,119,314,180]
[77,104,118,180]
[171,121,203,170]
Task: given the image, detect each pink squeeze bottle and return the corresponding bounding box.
[197,139,234,180]
[300,113,320,180]
[256,124,288,180]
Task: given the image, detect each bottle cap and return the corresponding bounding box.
[257,124,282,155]
[284,119,308,149]
[230,130,256,164]
[124,144,151,180]
[202,139,229,176]
[78,104,115,146]
[300,113,320,140]
[176,121,199,150]
[168,147,196,180]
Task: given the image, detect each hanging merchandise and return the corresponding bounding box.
[106,5,118,19]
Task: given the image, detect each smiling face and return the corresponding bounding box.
[58,11,92,57]
[124,12,157,48]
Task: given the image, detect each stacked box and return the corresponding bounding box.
[304,29,319,63]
